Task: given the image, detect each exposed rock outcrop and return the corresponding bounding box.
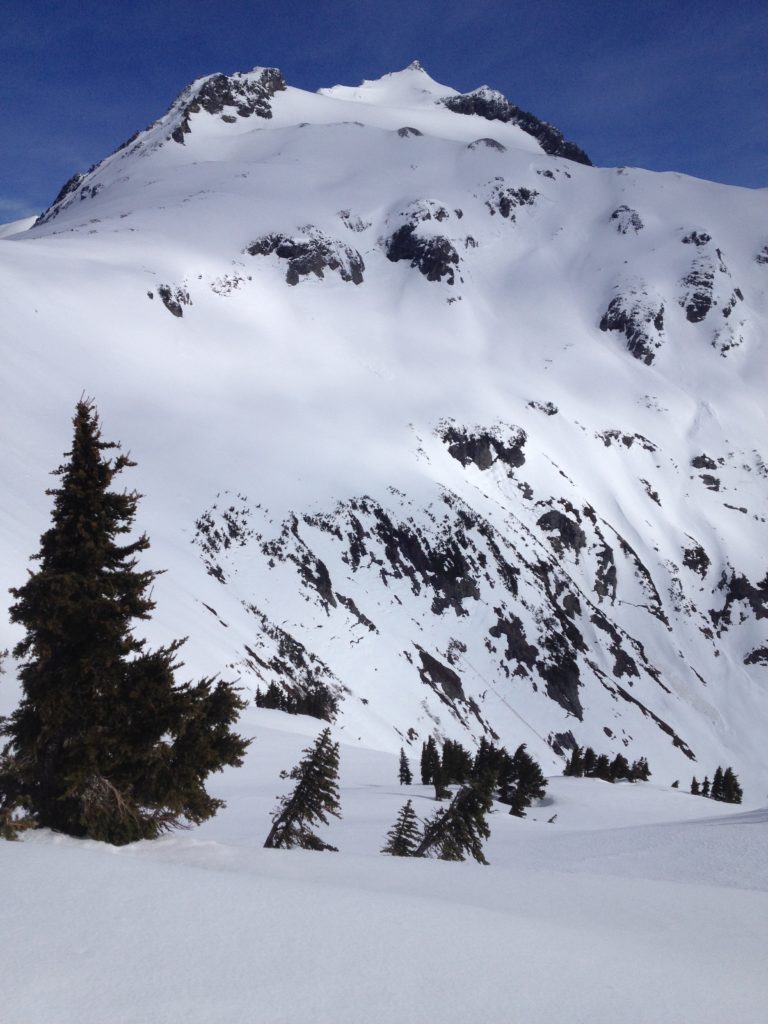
[610,206,643,234]
[441,87,591,165]
[171,68,286,144]
[246,230,364,285]
[599,283,665,364]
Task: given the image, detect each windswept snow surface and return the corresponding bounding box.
[2,713,767,1024]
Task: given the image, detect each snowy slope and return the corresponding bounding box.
[2,710,767,1024]
[1,62,767,795]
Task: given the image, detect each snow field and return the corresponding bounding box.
[2,713,767,1024]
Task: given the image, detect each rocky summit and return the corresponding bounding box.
[2,61,767,794]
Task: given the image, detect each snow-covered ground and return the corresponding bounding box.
[2,710,767,1024]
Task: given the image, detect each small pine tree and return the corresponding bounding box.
[398,747,413,786]
[630,757,651,782]
[414,778,493,864]
[0,400,248,844]
[420,736,439,785]
[264,728,341,851]
[701,776,710,797]
[690,776,700,796]
[381,799,420,856]
[711,766,725,801]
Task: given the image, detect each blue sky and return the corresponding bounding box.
[2,0,767,220]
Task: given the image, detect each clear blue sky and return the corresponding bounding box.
[2,0,767,221]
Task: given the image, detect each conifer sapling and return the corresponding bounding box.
[264,727,341,851]
[381,799,420,857]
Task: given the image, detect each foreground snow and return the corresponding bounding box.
[2,712,766,1023]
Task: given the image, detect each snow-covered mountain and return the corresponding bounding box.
[2,61,767,795]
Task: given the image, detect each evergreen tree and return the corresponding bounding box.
[593,754,612,781]
[498,743,547,817]
[630,757,651,782]
[472,739,511,785]
[701,776,710,797]
[264,727,341,851]
[582,746,598,777]
[381,799,420,856]
[711,766,725,802]
[563,745,584,777]
[441,739,473,784]
[0,400,248,844]
[721,767,743,804]
[420,736,439,785]
[609,753,631,782]
[690,776,700,796]
[432,762,451,801]
[414,778,493,864]
[398,747,413,786]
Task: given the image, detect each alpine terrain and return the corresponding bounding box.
[1,61,767,1022]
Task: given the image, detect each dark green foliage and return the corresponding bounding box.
[264,727,341,851]
[721,766,743,804]
[0,400,248,844]
[582,746,597,777]
[694,765,742,804]
[441,738,473,784]
[671,780,680,789]
[498,743,547,817]
[594,754,611,780]
[563,746,651,784]
[254,680,337,721]
[432,763,451,801]
[420,736,440,784]
[381,799,420,856]
[563,745,584,777]
[398,747,413,785]
[691,776,700,795]
[414,777,494,864]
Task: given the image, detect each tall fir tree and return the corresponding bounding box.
[498,743,547,817]
[711,766,725,801]
[721,767,743,804]
[609,754,631,782]
[398,747,413,785]
[432,762,451,801]
[420,736,439,785]
[381,799,420,856]
[264,727,341,851]
[414,777,493,864]
[563,745,584,777]
[441,739,473,784]
[0,400,248,844]
[582,746,598,777]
